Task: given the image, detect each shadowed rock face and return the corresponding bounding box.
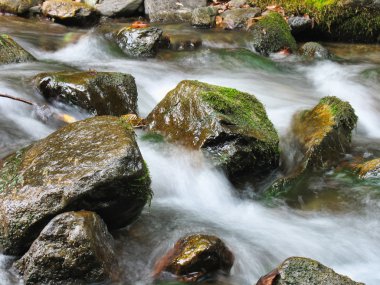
[14,211,120,285]
[34,71,138,116]
[41,0,99,26]
[154,234,234,282]
[256,257,364,285]
[0,34,35,65]
[146,80,279,180]
[0,116,151,255]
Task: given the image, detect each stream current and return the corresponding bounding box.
[0,16,380,285]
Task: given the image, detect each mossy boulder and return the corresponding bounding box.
[144,0,207,23]
[0,34,35,65]
[300,42,330,59]
[41,0,99,26]
[355,158,380,179]
[268,96,357,197]
[154,234,234,282]
[112,26,163,57]
[221,7,261,30]
[0,0,40,14]
[255,0,380,43]
[256,257,364,285]
[0,116,151,255]
[250,12,297,55]
[145,80,280,180]
[34,71,138,116]
[13,211,120,285]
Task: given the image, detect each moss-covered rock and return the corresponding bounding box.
[154,234,234,282]
[112,26,163,57]
[300,42,330,59]
[268,96,357,197]
[41,0,99,26]
[250,12,297,55]
[0,116,151,255]
[0,0,40,14]
[34,71,138,116]
[256,257,364,285]
[0,34,35,65]
[355,158,380,179]
[13,211,120,284]
[146,80,280,180]
[255,0,380,43]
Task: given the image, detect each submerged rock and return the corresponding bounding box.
[145,0,207,23]
[14,211,119,285]
[191,6,218,28]
[0,34,35,65]
[34,71,138,116]
[221,7,261,30]
[0,116,151,255]
[0,0,40,14]
[160,33,202,51]
[113,26,163,57]
[355,158,380,179]
[41,0,99,26]
[268,96,357,197]
[250,12,297,55]
[300,42,330,59]
[154,234,234,282]
[256,257,364,285]
[146,80,279,180]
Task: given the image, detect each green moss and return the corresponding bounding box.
[319,96,357,131]
[0,150,25,194]
[141,132,165,143]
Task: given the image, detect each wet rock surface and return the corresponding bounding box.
[221,7,261,30]
[0,116,151,255]
[91,0,143,17]
[191,6,218,28]
[256,257,364,285]
[356,158,380,179]
[0,0,40,15]
[13,211,119,285]
[34,71,138,116]
[300,42,330,59]
[146,80,279,180]
[112,26,163,57]
[154,234,234,282]
[0,34,35,65]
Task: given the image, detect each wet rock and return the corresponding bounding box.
[256,257,364,285]
[221,7,261,30]
[288,16,312,35]
[13,211,119,285]
[0,0,40,14]
[89,0,143,17]
[268,96,357,196]
[300,42,330,59]
[191,7,218,28]
[34,71,138,116]
[154,234,234,282]
[355,158,380,179]
[250,12,297,55]
[0,34,35,65]
[113,26,163,57]
[146,80,279,180]
[41,0,99,26]
[161,33,202,51]
[145,0,207,23]
[0,116,151,255]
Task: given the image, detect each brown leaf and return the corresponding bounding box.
[256,269,279,285]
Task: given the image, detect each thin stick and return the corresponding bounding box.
[0,93,35,106]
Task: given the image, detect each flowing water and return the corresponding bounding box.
[1,16,380,285]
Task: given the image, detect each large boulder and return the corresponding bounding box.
[144,0,207,23]
[0,116,151,255]
[256,257,364,285]
[250,12,297,55]
[89,0,143,17]
[13,211,119,285]
[268,96,357,197]
[34,71,138,116]
[255,0,380,43]
[146,80,279,180]
[41,0,99,26]
[112,26,163,57]
[154,234,234,282]
[0,0,40,14]
[0,34,35,65]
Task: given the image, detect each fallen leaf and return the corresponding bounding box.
[256,269,279,285]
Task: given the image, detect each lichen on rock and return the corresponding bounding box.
[0,34,35,65]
